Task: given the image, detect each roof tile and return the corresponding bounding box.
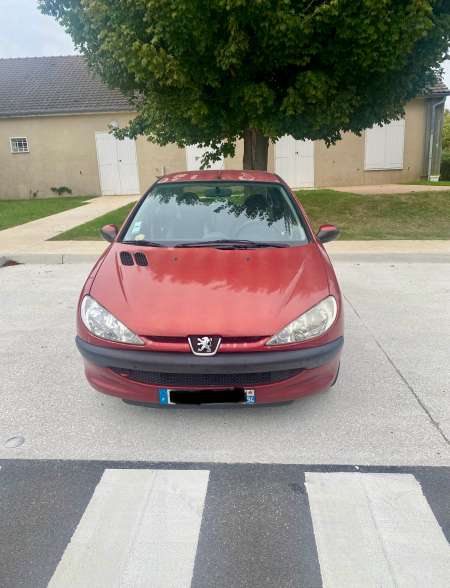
[0,55,132,117]
[1,55,448,118]
[427,80,450,97]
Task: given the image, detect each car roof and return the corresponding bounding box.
[156,170,282,184]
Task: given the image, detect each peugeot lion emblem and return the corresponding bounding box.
[188,335,221,356]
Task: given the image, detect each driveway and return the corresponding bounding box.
[1,257,449,465]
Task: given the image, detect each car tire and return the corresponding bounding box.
[330,362,340,387]
[122,399,163,408]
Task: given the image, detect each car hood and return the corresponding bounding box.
[90,243,330,337]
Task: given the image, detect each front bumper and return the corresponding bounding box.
[76,336,343,404]
[76,336,343,373]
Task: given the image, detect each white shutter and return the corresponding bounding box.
[364,119,405,170]
[385,119,405,169]
[364,125,386,170]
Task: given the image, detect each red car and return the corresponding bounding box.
[76,170,343,406]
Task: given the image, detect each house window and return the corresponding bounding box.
[10,137,29,153]
[364,119,405,170]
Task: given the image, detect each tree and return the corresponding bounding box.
[40,0,450,170]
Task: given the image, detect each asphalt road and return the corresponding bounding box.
[1,461,449,588]
[0,257,449,465]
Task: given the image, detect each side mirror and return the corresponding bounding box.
[100,224,118,243]
[316,224,340,244]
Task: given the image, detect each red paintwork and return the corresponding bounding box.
[90,244,329,338]
[84,356,340,405]
[77,170,343,404]
[156,170,282,184]
[318,224,338,232]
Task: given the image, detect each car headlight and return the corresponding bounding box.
[80,295,144,345]
[267,296,337,345]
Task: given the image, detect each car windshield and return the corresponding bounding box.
[122,181,308,247]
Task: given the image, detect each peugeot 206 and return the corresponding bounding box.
[76,170,343,406]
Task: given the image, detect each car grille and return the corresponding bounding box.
[110,368,303,387]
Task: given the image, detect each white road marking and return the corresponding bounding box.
[48,469,209,588]
[305,472,450,587]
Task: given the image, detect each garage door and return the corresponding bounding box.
[95,133,140,195]
[186,145,224,171]
[275,136,314,188]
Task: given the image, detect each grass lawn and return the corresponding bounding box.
[0,196,93,231]
[51,189,450,241]
[297,189,450,240]
[50,202,135,241]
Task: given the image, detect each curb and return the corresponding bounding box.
[2,250,450,265]
[0,253,101,265]
[1,253,65,265]
[329,252,450,263]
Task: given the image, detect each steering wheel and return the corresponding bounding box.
[202,231,228,241]
[233,220,260,239]
[234,220,283,240]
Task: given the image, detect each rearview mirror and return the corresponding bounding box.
[100,224,118,243]
[316,224,340,244]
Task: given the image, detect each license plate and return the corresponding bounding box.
[158,388,256,405]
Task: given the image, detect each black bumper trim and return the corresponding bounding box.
[76,336,343,374]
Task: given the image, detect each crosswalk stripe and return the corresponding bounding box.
[305,472,450,587]
[48,469,210,588]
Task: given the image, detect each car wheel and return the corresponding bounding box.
[122,399,162,408]
[330,363,340,387]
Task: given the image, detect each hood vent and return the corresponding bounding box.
[134,252,148,266]
[120,251,134,266]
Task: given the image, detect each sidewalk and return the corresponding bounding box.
[326,240,450,254]
[330,184,450,194]
[0,195,138,264]
[325,240,450,262]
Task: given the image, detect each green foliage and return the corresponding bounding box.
[442,110,450,152]
[51,186,73,196]
[440,149,450,179]
[40,0,450,166]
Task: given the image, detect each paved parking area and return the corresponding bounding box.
[0,258,449,465]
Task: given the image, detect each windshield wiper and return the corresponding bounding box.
[174,239,289,249]
[122,240,165,247]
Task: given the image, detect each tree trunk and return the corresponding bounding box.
[243,128,269,170]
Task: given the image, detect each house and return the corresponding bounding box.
[0,55,448,199]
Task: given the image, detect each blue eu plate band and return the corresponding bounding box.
[158,388,255,405]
